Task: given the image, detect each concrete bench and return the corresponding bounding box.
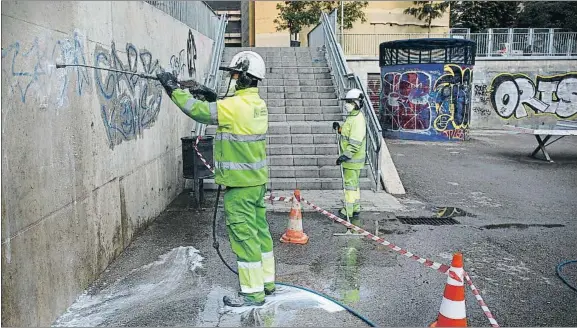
[504,121,577,162]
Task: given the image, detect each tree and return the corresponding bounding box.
[274,1,369,41]
[450,1,520,33]
[403,1,451,36]
[516,2,577,31]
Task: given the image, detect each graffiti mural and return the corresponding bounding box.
[432,64,472,133]
[94,41,163,148]
[489,72,577,119]
[381,63,473,141]
[1,30,91,108]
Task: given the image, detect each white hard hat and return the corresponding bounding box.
[221,51,266,80]
[343,88,365,108]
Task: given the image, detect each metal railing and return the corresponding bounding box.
[194,13,228,137]
[340,31,577,58]
[144,1,220,40]
[309,11,383,191]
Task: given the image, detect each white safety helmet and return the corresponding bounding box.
[343,88,365,109]
[221,51,266,81]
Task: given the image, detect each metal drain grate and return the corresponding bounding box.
[397,217,460,225]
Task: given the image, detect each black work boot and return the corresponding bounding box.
[265,288,275,296]
[223,295,265,307]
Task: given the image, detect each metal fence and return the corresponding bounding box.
[144,1,221,40]
[309,11,383,191]
[341,31,577,58]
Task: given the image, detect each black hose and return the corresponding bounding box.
[212,186,238,274]
[556,260,577,292]
[211,186,377,327]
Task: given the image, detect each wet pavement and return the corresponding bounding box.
[53,131,577,327]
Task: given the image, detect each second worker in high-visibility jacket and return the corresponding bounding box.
[333,88,367,226]
[156,51,275,308]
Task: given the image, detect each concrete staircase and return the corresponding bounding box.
[205,47,371,190]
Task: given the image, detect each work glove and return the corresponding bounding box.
[336,154,350,165]
[189,84,218,102]
[332,122,340,130]
[156,71,179,97]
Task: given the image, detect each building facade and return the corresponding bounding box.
[206,1,450,48]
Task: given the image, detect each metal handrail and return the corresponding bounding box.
[318,12,383,191]
[194,13,228,137]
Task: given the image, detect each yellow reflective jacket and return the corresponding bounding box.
[339,109,366,170]
[171,87,268,187]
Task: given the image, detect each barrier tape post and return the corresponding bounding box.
[191,139,499,327]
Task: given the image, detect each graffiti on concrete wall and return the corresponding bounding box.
[474,84,489,105]
[489,72,577,119]
[94,41,164,148]
[1,31,92,108]
[168,29,197,79]
[381,63,473,141]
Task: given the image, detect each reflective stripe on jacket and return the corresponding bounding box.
[339,109,366,170]
[171,87,268,187]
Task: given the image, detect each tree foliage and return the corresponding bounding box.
[516,2,577,31]
[403,1,451,35]
[450,1,520,32]
[274,1,369,36]
[450,1,577,32]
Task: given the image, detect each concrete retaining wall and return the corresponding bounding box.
[1,1,214,326]
[470,59,577,129]
[347,57,577,130]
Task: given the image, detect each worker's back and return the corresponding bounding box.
[214,87,268,187]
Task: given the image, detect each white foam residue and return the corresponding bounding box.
[52,246,204,327]
[226,285,345,315]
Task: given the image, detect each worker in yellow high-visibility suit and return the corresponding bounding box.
[333,88,367,227]
[156,51,275,307]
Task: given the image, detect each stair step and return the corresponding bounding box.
[267,144,337,155]
[267,134,337,144]
[268,166,368,178]
[205,121,340,136]
[256,86,335,93]
[269,113,343,122]
[266,99,339,107]
[259,93,337,100]
[268,154,344,166]
[219,67,330,74]
[269,178,373,190]
[268,106,340,115]
[201,177,374,190]
[262,79,333,86]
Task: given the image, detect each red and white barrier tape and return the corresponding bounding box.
[465,272,500,327]
[193,136,214,173]
[264,195,293,203]
[191,140,499,327]
[300,196,500,327]
[299,197,451,274]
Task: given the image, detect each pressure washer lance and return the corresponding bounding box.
[55,63,206,89]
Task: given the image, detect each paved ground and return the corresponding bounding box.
[53,131,577,327]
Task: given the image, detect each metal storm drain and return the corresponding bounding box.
[397,217,460,226]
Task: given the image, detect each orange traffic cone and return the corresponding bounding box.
[430,252,467,327]
[280,190,309,245]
